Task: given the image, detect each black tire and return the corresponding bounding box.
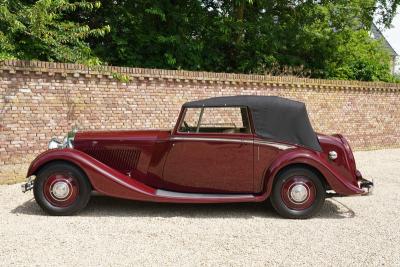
[270,167,325,219]
[33,162,91,216]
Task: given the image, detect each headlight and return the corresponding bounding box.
[48,127,78,149]
[48,138,64,149]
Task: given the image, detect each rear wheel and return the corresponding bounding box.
[270,167,325,219]
[33,162,91,216]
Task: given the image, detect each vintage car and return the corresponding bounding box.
[22,95,373,218]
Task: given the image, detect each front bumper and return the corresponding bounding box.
[21,176,35,193]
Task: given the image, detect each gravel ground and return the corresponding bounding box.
[1,149,399,266]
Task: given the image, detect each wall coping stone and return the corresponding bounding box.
[1,60,399,91]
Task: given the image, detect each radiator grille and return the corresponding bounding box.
[85,148,141,172]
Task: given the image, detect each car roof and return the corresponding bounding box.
[183,95,302,108]
[183,95,322,151]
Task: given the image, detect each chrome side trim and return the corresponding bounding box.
[156,189,254,199]
[170,136,294,150]
[253,140,295,150]
[171,136,246,144]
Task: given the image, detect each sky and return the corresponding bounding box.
[381,12,400,72]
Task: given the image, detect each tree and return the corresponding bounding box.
[85,0,398,81]
[0,0,109,63]
[326,30,395,81]
[1,0,399,82]
[86,0,207,69]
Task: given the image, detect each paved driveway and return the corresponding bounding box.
[1,149,399,266]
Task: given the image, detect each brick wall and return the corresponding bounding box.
[1,60,399,184]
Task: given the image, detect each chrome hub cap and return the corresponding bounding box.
[290,184,309,203]
[281,176,316,210]
[51,181,70,199]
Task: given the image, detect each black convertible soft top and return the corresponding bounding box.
[183,95,322,151]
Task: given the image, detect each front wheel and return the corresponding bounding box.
[270,167,325,219]
[33,162,91,216]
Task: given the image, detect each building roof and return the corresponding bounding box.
[371,23,398,57]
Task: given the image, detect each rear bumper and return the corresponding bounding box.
[359,178,374,195]
[356,170,373,195]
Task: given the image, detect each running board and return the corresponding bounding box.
[156,189,254,199]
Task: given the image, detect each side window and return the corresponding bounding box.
[179,108,201,132]
[179,107,251,134]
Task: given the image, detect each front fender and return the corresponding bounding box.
[27,148,158,201]
[263,149,363,197]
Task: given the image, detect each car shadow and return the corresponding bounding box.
[11,196,355,219]
[317,198,355,219]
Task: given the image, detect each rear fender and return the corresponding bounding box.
[27,148,158,201]
[263,149,363,198]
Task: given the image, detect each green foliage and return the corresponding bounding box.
[1,0,399,82]
[392,71,400,83]
[111,72,131,83]
[0,0,109,63]
[326,30,394,81]
[87,0,398,82]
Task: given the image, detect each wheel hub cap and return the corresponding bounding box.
[290,184,309,203]
[43,172,79,207]
[280,176,316,210]
[52,181,70,199]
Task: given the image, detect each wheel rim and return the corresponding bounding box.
[281,176,316,210]
[43,172,79,207]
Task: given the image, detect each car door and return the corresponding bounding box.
[162,107,254,193]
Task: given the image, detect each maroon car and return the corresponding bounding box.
[22,96,373,218]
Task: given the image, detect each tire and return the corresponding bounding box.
[33,162,91,216]
[270,167,325,219]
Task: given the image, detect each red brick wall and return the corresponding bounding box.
[1,60,399,183]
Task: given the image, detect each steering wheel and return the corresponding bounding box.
[183,121,189,128]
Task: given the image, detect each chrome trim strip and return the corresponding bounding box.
[253,140,295,150]
[156,189,254,199]
[171,136,246,144]
[170,136,294,150]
